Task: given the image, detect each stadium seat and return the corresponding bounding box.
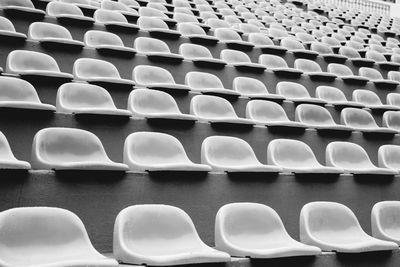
[233,77,284,101]
[388,71,400,83]
[280,37,318,58]
[201,136,281,173]
[32,128,128,171]
[247,33,287,54]
[177,23,219,45]
[137,16,181,38]
[215,203,321,258]
[259,54,303,78]
[327,63,369,85]
[352,90,399,111]
[382,111,400,131]
[114,205,229,265]
[387,93,400,108]
[339,47,374,67]
[220,49,266,72]
[173,13,210,31]
[84,30,136,56]
[139,6,177,26]
[267,139,343,174]
[294,59,337,81]
[0,207,118,267]
[341,108,397,134]
[300,202,399,252]
[185,72,240,96]
[0,0,45,18]
[214,28,254,50]
[310,42,347,63]
[276,82,327,105]
[315,86,365,109]
[127,89,196,121]
[326,142,398,175]
[179,43,226,68]
[0,131,30,169]
[6,50,73,80]
[101,0,138,19]
[0,16,27,41]
[134,37,183,63]
[190,95,253,124]
[56,83,131,117]
[123,132,211,172]
[28,22,84,49]
[371,201,400,245]
[133,65,190,92]
[358,67,400,88]
[46,2,94,25]
[295,104,353,132]
[366,50,400,69]
[93,9,139,31]
[59,0,97,11]
[73,58,135,86]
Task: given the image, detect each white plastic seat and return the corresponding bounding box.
[0,0,45,18]
[28,22,84,49]
[280,37,318,58]
[46,2,94,24]
[59,0,97,11]
[366,50,400,69]
[127,89,196,121]
[190,95,253,125]
[123,132,211,172]
[137,16,181,38]
[341,108,397,134]
[267,139,343,174]
[233,77,284,101]
[114,205,229,265]
[0,131,30,169]
[382,111,400,132]
[246,100,306,129]
[294,58,337,81]
[134,37,183,63]
[276,82,326,105]
[315,86,364,109]
[215,203,321,258]
[321,36,342,52]
[388,71,400,83]
[259,54,303,78]
[32,127,128,171]
[300,202,398,252]
[179,43,226,68]
[310,42,347,63]
[201,136,281,173]
[379,145,400,172]
[101,0,138,19]
[220,49,266,72]
[326,142,397,175]
[133,65,190,92]
[93,9,139,31]
[177,23,219,45]
[173,14,209,32]
[84,30,136,56]
[0,16,26,40]
[371,201,400,245]
[73,58,134,86]
[247,33,287,54]
[327,63,369,85]
[138,6,176,26]
[295,104,352,132]
[387,93,400,108]
[353,89,399,111]
[214,28,254,50]
[6,50,73,80]
[359,67,399,88]
[185,72,240,96]
[0,207,118,267]
[339,47,374,67]
[56,83,131,117]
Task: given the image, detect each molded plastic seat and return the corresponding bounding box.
[185,72,240,96]
[138,6,177,26]
[233,77,284,101]
[220,49,265,72]
[190,95,252,125]
[387,93,400,109]
[28,22,84,49]
[60,0,97,11]
[73,58,134,86]
[294,59,337,81]
[177,23,219,45]
[326,142,397,175]
[93,9,139,31]
[134,37,183,63]
[173,13,210,32]
[280,37,318,59]
[201,136,281,173]
[0,16,26,40]
[259,54,303,78]
[379,145,400,172]
[6,50,73,80]
[101,0,138,19]
[267,139,343,174]
[341,108,397,134]
[133,65,190,92]
[388,71,400,83]
[123,132,211,172]
[246,100,307,129]
[179,43,226,68]
[310,42,347,63]
[371,201,400,245]
[248,33,287,54]
[0,0,45,18]
[327,63,369,85]
[84,30,136,56]
[359,67,399,88]
[0,76,55,111]
[32,128,128,171]
[300,202,398,252]
[56,83,131,117]
[0,207,118,267]
[295,104,352,132]
[114,205,229,265]
[215,203,321,258]
[315,86,365,109]
[137,16,181,38]
[339,46,374,67]
[214,28,254,50]
[366,50,400,69]
[128,89,196,121]
[353,89,399,111]
[46,2,94,24]
[382,111,400,132]
[0,131,30,169]
[276,82,326,105]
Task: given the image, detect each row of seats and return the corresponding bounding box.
[2,201,400,267]
[0,127,398,174]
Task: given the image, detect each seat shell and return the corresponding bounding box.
[372,201,400,245]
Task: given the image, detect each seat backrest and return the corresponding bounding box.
[177,22,206,36]
[295,104,336,126]
[310,42,334,55]
[93,9,128,23]
[388,71,400,82]
[134,37,170,53]
[315,86,347,102]
[127,89,182,115]
[294,58,322,73]
[326,141,375,169]
[73,58,121,80]
[379,145,400,169]
[327,63,353,76]
[0,0,34,8]
[359,67,383,80]
[387,93,400,107]
[220,49,251,64]
[185,72,224,89]
[173,12,198,23]
[84,30,124,47]
[137,16,169,30]
[0,76,44,103]
[0,16,17,32]
[138,6,168,18]
[233,77,268,95]
[246,100,290,122]
[259,54,288,68]
[339,46,361,58]
[46,1,84,16]
[179,43,212,59]
[366,50,387,62]
[28,22,73,41]
[281,37,305,50]
[214,28,241,41]
[206,18,230,29]
[6,50,61,74]
[276,81,310,98]
[190,95,237,118]
[352,89,382,105]
[340,108,378,128]
[248,33,274,46]
[133,65,175,85]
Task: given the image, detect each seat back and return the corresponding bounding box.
[190,95,237,119]
[315,86,347,102]
[6,50,61,74]
[295,104,336,126]
[185,72,224,89]
[73,58,121,80]
[352,89,382,105]
[276,81,310,98]
[134,37,170,53]
[326,141,375,169]
[341,108,378,128]
[84,30,124,47]
[133,65,175,85]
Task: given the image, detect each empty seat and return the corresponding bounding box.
[327,63,369,85]
[32,128,128,171]
[177,23,219,45]
[84,30,136,56]
[339,47,374,67]
[382,111,400,132]
[59,0,97,11]
[0,16,26,40]
[190,95,253,125]
[267,139,343,174]
[185,72,240,96]
[138,6,177,26]
[28,22,84,49]
[280,37,318,58]
[0,207,118,267]
[359,67,399,88]
[0,131,30,169]
[214,28,254,50]
[352,89,399,111]
[310,42,347,63]
[114,205,229,265]
[215,203,321,258]
[387,93,400,108]
[379,145,400,172]
[101,0,138,18]
[133,65,190,92]
[294,59,337,81]
[371,201,400,245]
[326,142,397,175]
[389,71,400,83]
[201,136,281,173]
[56,83,131,117]
[276,82,326,105]
[123,132,211,172]
[366,50,400,69]
[220,49,266,72]
[173,13,209,31]
[179,43,226,68]
[248,33,287,54]
[0,76,55,111]
[233,77,284,101]
[315,86,365,109]
[73,58,134,86]
[300,202,398,252]
[137,16,181,38]
[46,2,94,24]
[341,108,397,134]
[93,9,139,31]
[295,104,352,132]
[127,89,196,121]
[259,54,303,78]
[6,50,73,80]
[0,0,45,18]
[134,37,183,63]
